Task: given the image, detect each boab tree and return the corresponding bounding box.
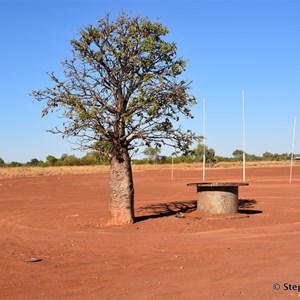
[31,13,197,225]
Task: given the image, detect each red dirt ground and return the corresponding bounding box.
[1,165,300,299]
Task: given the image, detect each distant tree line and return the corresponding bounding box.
[0,147,298,168]
[136,147,297,165]
[0,152,109,167]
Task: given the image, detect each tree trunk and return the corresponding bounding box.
[108,147,134,225]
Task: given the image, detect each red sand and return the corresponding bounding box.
[1,165,300,299]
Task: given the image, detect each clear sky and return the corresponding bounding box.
[1,0,299,163]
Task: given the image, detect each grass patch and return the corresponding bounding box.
[0,161,292,179]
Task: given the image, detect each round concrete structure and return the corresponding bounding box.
[187,182,249,214]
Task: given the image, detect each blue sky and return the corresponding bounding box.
[1,0,299,163]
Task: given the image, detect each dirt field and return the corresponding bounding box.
[1,164,300,299]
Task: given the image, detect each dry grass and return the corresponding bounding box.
[214,160,291,169]
[0,160,293,179]
[0,165,109,179]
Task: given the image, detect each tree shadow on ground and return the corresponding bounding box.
[135,200,197,222]
[135,198,262,222]
[239,199,263,214]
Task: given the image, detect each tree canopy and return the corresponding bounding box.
[143,147,161,162]
[31,13,197,157]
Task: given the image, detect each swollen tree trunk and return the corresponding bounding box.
[108,147,134,225]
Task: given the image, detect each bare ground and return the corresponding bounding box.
[0,164,300,299]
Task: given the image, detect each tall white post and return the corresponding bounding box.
[242,90,246,182]
[289,116,296,184]
[203,98,206,181]
[171,156,174,180]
